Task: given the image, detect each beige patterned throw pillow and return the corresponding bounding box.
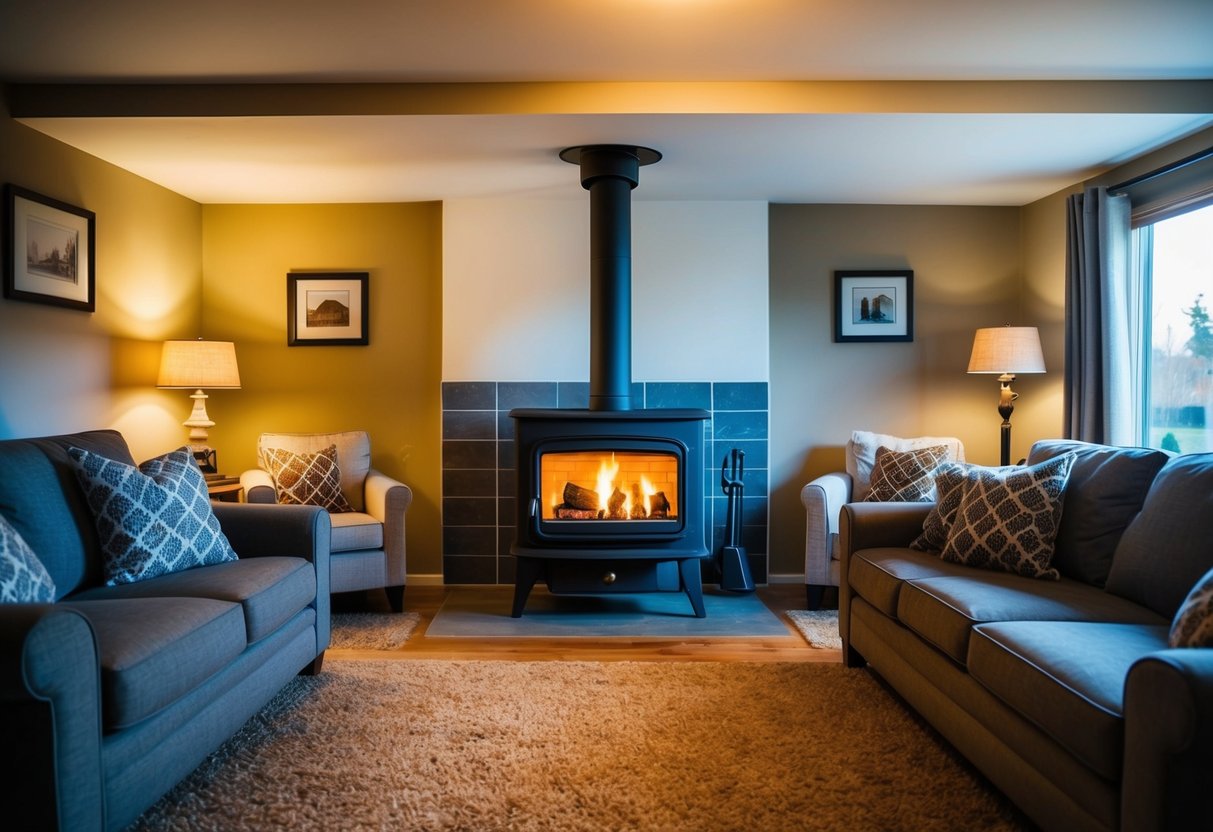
[939,454,1075,580]
[1170,567,1213,648]
[910,461,977,552]
[865,445,949,502]
[261,444,355,513]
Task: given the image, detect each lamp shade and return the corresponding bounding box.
[967,327,1045,375]
[157,340,242,389]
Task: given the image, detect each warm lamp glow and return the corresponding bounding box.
[157,339,241,456]
[967,326,1045,466]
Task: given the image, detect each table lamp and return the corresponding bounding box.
[157,339,241,472]
[967,326,1045,466]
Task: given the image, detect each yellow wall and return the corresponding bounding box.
[200,203,444,576]
[0,99,202,462]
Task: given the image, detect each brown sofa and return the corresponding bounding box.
[839,439,1213,832]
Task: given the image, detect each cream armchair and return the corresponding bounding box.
[242,431,412,611]
[801,431,964,610]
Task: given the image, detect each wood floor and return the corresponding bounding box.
[330,583,842,663]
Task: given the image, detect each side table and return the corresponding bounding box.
[205,475,244,503]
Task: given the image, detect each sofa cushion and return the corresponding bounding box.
[68,446,238,585]
[970,620,1168,781]
[0,513,56,602]
[1170,566,1213,648]
[62,596,247,730]
[846,431,965,502]
[72,556,315,644]
[848,547,977,617]
[939,454,1075,580]
[1027,439,1170,587]
[0,430,135,596]
[864,445,949,502]
[258,431,370,511]
[260,444,355,514]
[1106,453,1213,619]
[330,512,384,552]
[897,572,1166,665]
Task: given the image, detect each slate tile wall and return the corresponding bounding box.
[441,381,769,585]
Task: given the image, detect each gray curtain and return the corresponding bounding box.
[1064,186,1135,444]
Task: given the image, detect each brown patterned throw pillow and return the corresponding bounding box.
[939,454,1075,580]
[864,445,949,502]
[1170,567,1213,648]
[261,444,355,513]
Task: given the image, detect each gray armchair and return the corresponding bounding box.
[242,430,412,611]
[801,431,964,610]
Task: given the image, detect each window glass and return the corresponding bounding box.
[1139,203,1213,454]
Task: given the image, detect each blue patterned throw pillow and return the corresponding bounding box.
[68,446,238,585]
[0,513,56,602]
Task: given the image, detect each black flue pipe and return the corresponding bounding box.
[560,145,661,411]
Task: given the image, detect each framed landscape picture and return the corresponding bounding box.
[4,184,96,312]
[287,272,369,346]
[834,270,913,343]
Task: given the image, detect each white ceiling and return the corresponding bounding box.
[3,0,1213,205]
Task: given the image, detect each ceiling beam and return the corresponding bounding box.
[9,80,1213,119]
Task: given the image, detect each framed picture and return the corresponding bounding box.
[287,272,369,346]
[4,184,96,312]
[834,270,913,343]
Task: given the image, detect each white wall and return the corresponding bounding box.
[442,199,769,382]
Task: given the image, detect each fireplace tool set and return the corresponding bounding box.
[719,447,755,593]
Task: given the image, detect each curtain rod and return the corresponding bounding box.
[1109,145,1213,193]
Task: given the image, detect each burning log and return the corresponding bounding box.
[607,487,628,520]
[630,483,647,519]
[649,491,670,519]
[562,482,600,511]
[554,506,600,520]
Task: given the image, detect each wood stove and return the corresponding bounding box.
[509,145,712,618]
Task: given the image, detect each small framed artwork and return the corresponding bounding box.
[4,184,96,312]
[834,270,913,343]
[287,272,369,346]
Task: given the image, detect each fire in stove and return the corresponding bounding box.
[541,450,679,521]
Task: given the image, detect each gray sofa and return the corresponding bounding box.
[0,430,331,831]
[839,439,1213,832]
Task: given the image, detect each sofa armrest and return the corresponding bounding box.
[364,469,413,587]
[0,605,104,830]
[1122,649,1213,831]
[838,501,933,665]
[801,472,852,586]
[239,468,276,504]
[840,501,932,554]
[211,502,332,652]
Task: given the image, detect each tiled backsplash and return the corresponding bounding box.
[442,381,769,585]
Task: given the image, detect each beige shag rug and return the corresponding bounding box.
[132,661,1030,831]
[329,612,420,650]
[786,609,843,650]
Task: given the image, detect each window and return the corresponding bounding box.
[1134,202,1213,454]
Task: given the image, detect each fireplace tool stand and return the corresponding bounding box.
[719,448,755,592]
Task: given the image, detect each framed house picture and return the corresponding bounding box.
[4,184,96,312]
[287,272,369,346]
[834,270,913,343]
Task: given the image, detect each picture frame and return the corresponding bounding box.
[833,270,913,343]
[4,184,96,312]
[287,272,369,346]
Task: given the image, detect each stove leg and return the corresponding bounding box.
[678,558,707,618]
[511,557,543,618]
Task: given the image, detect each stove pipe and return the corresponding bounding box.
[560,144,661,411]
